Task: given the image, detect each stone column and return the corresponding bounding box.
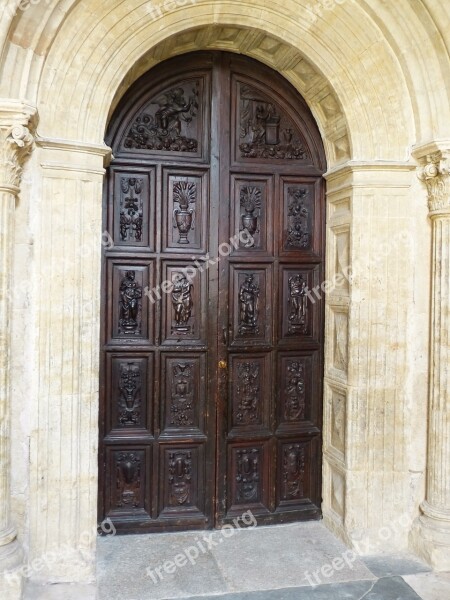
[0,102,37,598]
[411,143,450,571]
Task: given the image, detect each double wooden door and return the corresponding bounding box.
[99,52,325,532]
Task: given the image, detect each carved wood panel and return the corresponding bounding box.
[159,445,205,517]
[100,51,325,533]
[227,442,270,514]
[110,169,155,250]
[279,266,321,343]
[230,175,273,254]
[105,447,151,519]
[161,262,206,345]
[229,354,271,434]
[160,353,206,436]
[234,80,310,163]
[107,261,154,345]
[279,177,322,259]
[106,353,153,434]
[230,265,272,346]
[162,170,208,253]
[120,77,207,159]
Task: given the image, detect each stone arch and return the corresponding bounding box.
[1,0,450,588]
[3,0,443,164]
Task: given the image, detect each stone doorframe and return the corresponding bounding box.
[0,3,450,596]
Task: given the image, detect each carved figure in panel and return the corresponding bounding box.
[119,271,142,335]
[240,185,261,247]
[173,181,196,244]
[239,85,308,160]
[282,444,306,500]
[124,84,199,152]
[288,274,308,334]
[168,450,192,506]
[236,448,260,503]
[119,178,143,242]
[286,187,310,249]
[236,362,260,425]
[171,273,193,334]
[239,274,260,334]
[116,452,141,508]
[118,362,142,426]
[284,361,306,421]
[170,363,194,427]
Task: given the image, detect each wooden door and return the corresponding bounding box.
[100,52,325,533]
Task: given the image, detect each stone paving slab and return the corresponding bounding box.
[174,576,423,599]
[361,553,431,578]
[403,572,450,600]
[96,522,374,599]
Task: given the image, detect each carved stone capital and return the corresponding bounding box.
[0,102,38,193]
[415,144,450,215]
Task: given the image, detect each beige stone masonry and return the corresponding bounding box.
[324,162,429,554]
[0,100,37,600]
[411,142,450,571]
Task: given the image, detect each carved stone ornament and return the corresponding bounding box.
[417,150,450,214]
[0,116,36,190]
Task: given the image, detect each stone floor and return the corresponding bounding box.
[24,522,450,599]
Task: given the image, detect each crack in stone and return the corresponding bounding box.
[358,580,377,600]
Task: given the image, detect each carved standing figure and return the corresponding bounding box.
[239,274,260,334]
[119,271,142,333]
[171,273,193,330]
[288,274,308,333]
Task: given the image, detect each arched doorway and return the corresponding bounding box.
[99,51,326,533]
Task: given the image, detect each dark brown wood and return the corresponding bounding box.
[99,51,326,533]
